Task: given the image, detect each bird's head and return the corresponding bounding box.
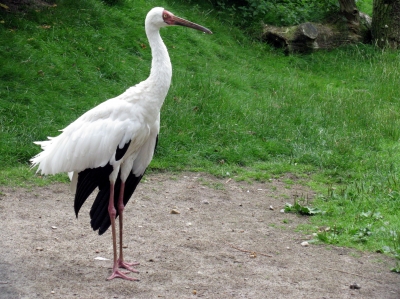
[145,7,212,34]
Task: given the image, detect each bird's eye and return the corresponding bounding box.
[163,14,167,19]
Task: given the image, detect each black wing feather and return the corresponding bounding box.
[115,140,131,161]
[76,135,159,236]
[74,140,130,218]
[74,163,113,217]
[95,173,143,235]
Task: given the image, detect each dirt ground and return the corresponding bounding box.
[0,172,399,299]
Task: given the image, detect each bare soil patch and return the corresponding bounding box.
[0,172,399,298]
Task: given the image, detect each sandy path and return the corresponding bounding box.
[0,172,399,298]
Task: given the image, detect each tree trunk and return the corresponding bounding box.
[372,0,400,49]
[262,0,372,53]
[339,0,360,34]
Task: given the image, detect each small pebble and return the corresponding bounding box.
[301,241,309,247]
[269,205,274,210]
[350,283,361,289]
[170,209,180,214]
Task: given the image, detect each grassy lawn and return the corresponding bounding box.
[1,0,399,269]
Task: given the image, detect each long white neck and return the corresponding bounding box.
[145,26,172,102]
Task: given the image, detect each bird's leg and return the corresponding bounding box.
[106,183,138,281]
[117,181,139,273]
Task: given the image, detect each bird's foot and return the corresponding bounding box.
[107,269,139,281]
[118,258,140,273]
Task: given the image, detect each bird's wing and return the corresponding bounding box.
[31,97,149,175]
[132,115,160,176]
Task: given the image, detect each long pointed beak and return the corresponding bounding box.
[172,16,213,34]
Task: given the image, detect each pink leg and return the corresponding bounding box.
[106,183,138,281]
[117,181,140,273]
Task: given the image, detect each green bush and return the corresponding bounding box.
[211,0,338,26]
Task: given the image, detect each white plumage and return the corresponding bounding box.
[30,7,211,281]
[32,84,160,177]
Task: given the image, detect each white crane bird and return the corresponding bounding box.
[30,7,212,281]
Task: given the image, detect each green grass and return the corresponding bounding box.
[358,0,373,15]
[1,0,400,266]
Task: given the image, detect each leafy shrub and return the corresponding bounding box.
[211,0,338,26]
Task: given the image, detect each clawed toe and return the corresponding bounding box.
[118,259,140,273]
[107,269,139,281]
